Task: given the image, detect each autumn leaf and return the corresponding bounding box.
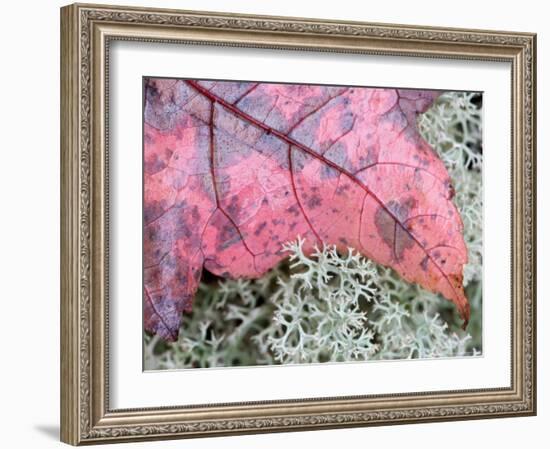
[143,78,469,341]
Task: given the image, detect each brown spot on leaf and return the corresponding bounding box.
[420,256,429,271]
[254,221,268,236]
[374,207,394,248]
[375,202,415,261]
[394,225,415,260]
[306,195,322,209]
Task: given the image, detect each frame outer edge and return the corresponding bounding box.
[61,4,81,446]
[527,33,536,416]
[532,33,537,416]
[60,2,537,444]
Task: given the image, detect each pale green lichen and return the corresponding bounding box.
[144,91,483,370]
[419,91,483,286]
[253,240,380,364]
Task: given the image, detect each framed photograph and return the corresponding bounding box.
[60,2,536,445]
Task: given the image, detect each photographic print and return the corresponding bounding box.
[143,78,482,370]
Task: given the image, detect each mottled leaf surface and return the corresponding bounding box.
[144,79,468,341]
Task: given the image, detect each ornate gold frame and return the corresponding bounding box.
[60,2,537,445]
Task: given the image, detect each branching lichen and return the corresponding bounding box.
[144,91,483,370]
[253,239,380,364]
[419,92,483,285]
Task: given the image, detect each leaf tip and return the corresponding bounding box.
[459,297,471,331]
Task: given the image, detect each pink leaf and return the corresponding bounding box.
[143,78,469,341]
